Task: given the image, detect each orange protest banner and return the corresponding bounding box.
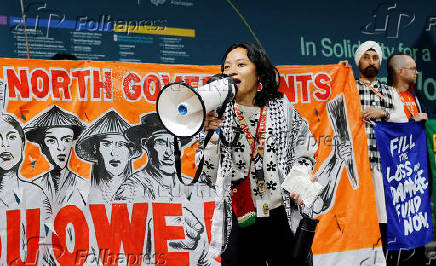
[0,58,381,265]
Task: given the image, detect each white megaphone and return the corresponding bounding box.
[156,76,237,137]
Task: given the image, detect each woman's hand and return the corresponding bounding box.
[290,175,317,206]
[204,110,223,132]
[290,193,304,206]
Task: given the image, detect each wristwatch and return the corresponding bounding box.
[384,110,390,120]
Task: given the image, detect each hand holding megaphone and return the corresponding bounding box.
[156,74,237,186]
[204,110,223,132]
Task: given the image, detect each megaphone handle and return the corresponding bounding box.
[203,98,228,146]
[174,135,182,181]
[174,100,229,186]
[203,129,215,147]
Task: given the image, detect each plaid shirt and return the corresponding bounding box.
[358,79,394,169]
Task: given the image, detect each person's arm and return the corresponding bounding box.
[286,103,318,205]
[362,107,389,121]
[290,105,317,170]
[195,110,222,185]
[200,138,219,184]
[414,98,433,121]
[411,89,436,120]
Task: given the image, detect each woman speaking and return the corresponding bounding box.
[201,42,317,265]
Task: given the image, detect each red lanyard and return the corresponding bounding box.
[233,105,267,158]
[359,79,387,102]
[234,104,268,194]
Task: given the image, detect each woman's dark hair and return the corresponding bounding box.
[387,52,406,86]
[220,42,282,107]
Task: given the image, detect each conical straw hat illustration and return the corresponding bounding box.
[23,105,85,145]
[76,110,142,163]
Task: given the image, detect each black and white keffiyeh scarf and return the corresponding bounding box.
[207,97,313,258]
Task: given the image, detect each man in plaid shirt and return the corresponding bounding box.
[354,41,394,259]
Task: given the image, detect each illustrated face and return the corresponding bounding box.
[44,127,74,169]
[359,50,381,79]
[0,120,23,171]
[149,133,175,175]
[98,134,130,177]
[223,47,259,100]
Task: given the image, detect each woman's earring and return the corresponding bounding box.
[257,82,263,91]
